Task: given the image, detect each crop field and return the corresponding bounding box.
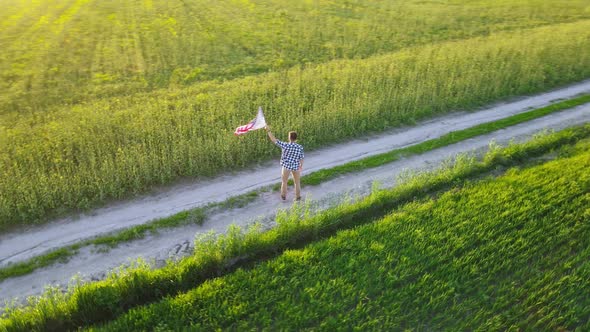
[2,125,590,331]
[2,0,590,227]
[2,0,590,113]
[91,134,590,331]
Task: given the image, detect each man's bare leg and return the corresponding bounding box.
[293,170,301,200]
[280,167,289,200]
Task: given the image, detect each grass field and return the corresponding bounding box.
[2,0,590,113]
[2,124,589,332]
[91,132,590,331]
[3,13,590,227]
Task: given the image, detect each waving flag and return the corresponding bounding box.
[234,107,267,135]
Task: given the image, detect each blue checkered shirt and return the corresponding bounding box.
[275,140,304,171]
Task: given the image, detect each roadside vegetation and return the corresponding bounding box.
[2,1,590,228]
[1,93,588,283]
[2,124,589,331]
[300,93,590,185]
[91,134,590,331]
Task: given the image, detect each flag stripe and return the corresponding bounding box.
[234,107,266,135]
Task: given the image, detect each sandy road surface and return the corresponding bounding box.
[1,81,590,303]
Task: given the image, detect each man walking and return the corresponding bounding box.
[265,126,304,201]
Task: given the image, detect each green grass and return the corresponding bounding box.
[89,208,206,247]
[0,209,207,278]
[0,207,205,283]
[0,248,77,282]
[92,139,590,331]
[3,11,590,228]
[2,94,587,283]
[2,124,589,332]
[74,190,261,248]
[3,0,590,113]
[0,190,261,282]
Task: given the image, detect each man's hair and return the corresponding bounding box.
[288,131,298,141]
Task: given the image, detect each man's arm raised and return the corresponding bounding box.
[265,126,277,143]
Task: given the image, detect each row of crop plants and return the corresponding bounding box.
[2,124,589,332]
[2,20,590,228]
[90,130,590,331]
[2,0,589,113]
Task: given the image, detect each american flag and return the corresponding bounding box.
[234,107,267,135]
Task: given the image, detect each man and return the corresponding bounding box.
[265,126,304,201]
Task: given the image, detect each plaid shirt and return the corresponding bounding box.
[275,140,304,171]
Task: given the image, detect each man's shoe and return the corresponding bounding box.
[294,196,301,201]
[281,195,286,201]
